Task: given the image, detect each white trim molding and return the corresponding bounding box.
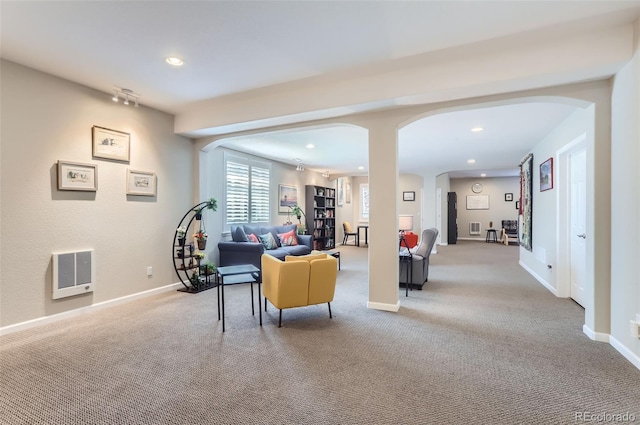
[582,324,610,343]
[0,282,182,336]
[367,301,400,312]
[519,260,558,297]
[610,336,640,371]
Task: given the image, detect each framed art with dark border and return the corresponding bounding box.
[278,184,298,213]
[57,160,97,191]
[92,126,130,162]
[520,153,533,251]
[127,169,156,196]
[505,193,513,202]
[403,191,415,201]
[540,157,554,191]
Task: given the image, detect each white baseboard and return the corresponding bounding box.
[519,260,559,296]
[610,335,640,371]
[0,282,182,336]
[582,324,610,342]
[367,300,400,312]
[457,237,485,241]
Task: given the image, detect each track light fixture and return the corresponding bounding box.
[296,161,305,172]
[111,87,140,107]
[321,171,330,178]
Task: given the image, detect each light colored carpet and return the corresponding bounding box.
[1,241,638,424]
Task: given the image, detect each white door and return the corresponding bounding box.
[436,188,442,245]
[570,147,587,307]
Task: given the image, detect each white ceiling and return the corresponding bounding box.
[2,1,639,177]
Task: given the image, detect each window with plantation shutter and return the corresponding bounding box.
[224,153,270,226]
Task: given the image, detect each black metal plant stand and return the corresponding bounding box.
[172,201,217,293]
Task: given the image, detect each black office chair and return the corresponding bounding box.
[342,222,358,246]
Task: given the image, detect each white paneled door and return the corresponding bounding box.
[570,147,587,307]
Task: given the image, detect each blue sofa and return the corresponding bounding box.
[218,224,312,269]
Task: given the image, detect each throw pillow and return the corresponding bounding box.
[278,229,298,246]
[247,233,259,243]
[258,233,278,250]
[231,226,248,242]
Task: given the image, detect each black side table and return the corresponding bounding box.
[216,264,261,332]
[486,229,498,243]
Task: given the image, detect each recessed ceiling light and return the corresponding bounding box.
[467,159,476,164]
[166,57,184,66]
[357,166,365,170]
[480,173,487,177]
[471,127,484,132]
[306,144,315,149]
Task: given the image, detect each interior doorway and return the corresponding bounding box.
[556,133,587,306]
[569,146,587,306]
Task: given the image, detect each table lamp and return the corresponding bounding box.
[399,215,413,249]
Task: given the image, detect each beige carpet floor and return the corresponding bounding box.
[1,241,639,424]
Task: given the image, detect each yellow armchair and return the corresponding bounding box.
[261,253,338,327]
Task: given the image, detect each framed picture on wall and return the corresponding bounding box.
[92,126,130,162]
[540,157,554,191]
[505,193,513,202]
[57,160,98,191]
[278,184,298,213]
[403,191,415,201]
[126,169,156,196]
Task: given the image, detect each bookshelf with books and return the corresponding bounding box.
[305,185,336,250]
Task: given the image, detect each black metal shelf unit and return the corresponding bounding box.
[172,201,216,293]
[305,185,336,250]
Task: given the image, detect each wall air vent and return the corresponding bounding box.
[52,250,95,299]
[469,222,481,236]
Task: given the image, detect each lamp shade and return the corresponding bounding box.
[398,215,414,231]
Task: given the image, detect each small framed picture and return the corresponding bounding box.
[540,157,554,191]
[127,169,156,196]
[92,126,130,162]
[57,160,98,191]
[403,191,415,201]
[516,200,520,210]
[505,193,514,202]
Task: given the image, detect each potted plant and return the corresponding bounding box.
[189,271,201,290]
[176,226,187,245]
[201,261,216,276]
[194,197,218,219]
[194,251,206,260]
[193,230,208,250]
[289,204,307,234]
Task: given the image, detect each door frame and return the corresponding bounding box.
[556,133,586,298]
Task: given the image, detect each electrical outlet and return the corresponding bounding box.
[631,320,640,339]
[146,266,153,277]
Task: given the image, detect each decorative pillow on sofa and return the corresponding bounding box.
[258,233,278,250]
[277,229,298,246]
[247,233,259,243]
[231,225,249,242]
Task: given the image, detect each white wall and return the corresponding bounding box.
[398,173,423,235]
[436,173,451,244]
[519,109,588,293]
[0,60,194,327]
[610,17,640,362]
[450,177,520,239]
